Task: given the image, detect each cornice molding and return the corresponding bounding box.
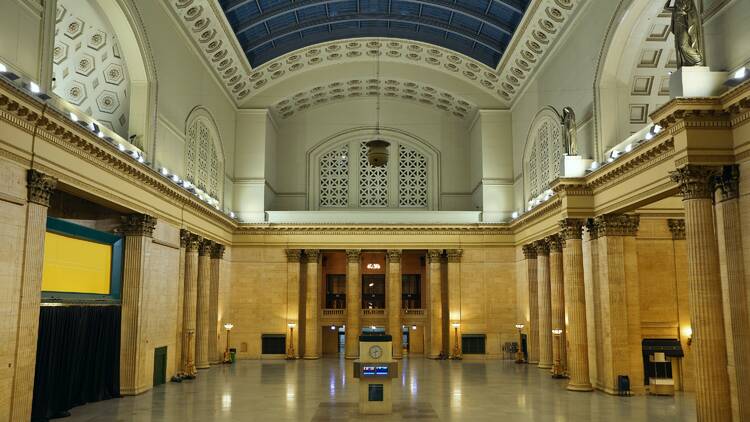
[235,224,513,236]
[586,137,675,192]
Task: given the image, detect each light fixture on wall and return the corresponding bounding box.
[683,326,693,346]
[223,323,234,364]
[286,323,297,360]
[450,323,462,360]
[514,324,525,363]
[365,38,390,167]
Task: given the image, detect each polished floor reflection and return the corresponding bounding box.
[65,358,695,421]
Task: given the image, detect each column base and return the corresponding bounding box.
[566,383,594,392]
[303,356,320,360]
[538,363,552,369]
[528,360,539,365]
[345,354,358,360]
[196,364,210,369]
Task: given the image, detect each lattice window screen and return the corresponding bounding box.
[186,119,221,201]
[526,118,563,201]
[319,145,350,207]
[398,145,428,207]
[358,142,389,207]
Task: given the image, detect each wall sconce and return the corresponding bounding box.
[514,324,525,364]
[223,323,234,363]
[683,327,693,346]
[450,323,461,360]
[286,323,297,359]
[411,325,417,331]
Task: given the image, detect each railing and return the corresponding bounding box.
[321,309,345,317]
[361,308,386,317]
[402,308,425,316]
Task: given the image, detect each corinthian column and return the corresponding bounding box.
[715,165,750,421]
[387,250,403,358]
[181,232,200,377]
[209,243,225,364]
[345,250,361,359]
[175,230,188,375]
[548,235,567,373]
[670,165,731,421]
[447,249,463,358]
[119,213,157,395]
[560,218,592,392]
[585,219,603,389]
[536,240,553,369]
[302,249,319,359]
[195,240,213,369]
[522,244,540,365]
[9,170,56,422]
[427,250,443,358]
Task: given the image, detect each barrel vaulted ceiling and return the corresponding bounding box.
[168,0,579,107]
[218,0,530,68]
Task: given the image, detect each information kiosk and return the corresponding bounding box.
[352,335,398,414]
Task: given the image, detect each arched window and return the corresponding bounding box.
[311,132,438,210]
[524,111,563,203]
[184,113,223,202]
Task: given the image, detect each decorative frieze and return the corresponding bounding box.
[387,249,402,263]
[198,239,213,256]
[210,243,225,259]
[546,235,563,253]
[535,239,550,256]
[593,214,640,237]
[120,214,157,237]
[26,169,57,206]
[346,249,361,263]
[670,165,719,200]
[522,244,538,259]
[667,219,686,240]
[716,165,739,202]
[446,249,463,263]
[559,218,585,241]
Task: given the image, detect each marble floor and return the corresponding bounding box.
[65,358,695,421]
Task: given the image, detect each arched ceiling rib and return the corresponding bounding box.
[218,0,531,68]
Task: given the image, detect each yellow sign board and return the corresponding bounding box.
[42,232,112,295]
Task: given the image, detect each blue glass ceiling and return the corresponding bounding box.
[219,0,531,68]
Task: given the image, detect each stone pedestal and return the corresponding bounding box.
[548,236,567,373]
[195,240,212,369]
[302,249,319,359]
[209,243,225,363]
[670,165,732,421]
[387,250,402,358]
[560,219,593,392]
[523,245,540,365]
[9,170,56,422]
[119,213,157,395]
[562,155,594,178]
[447,250,463,358]
[181,233,200,377]
[669,66,728,98]
[346,250,362,359]
[427,250,443,358]
[536,241,553,370]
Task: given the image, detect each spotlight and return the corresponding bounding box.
[625,144,633,153]
[117,143,126,152]
[161,167,169,175]
[734,67,748,80]
[590,161,600,170]
[511,211,519,219]
[137,155,145,163]
[69,112,78,122]
[97,131,104,138]
[725,67,749,87]
[645,132,654,141]
[171,174,180,182]
[654,124,663,134]
[29,82,40,94]
[0,63,6,73]
[331,325,336,330]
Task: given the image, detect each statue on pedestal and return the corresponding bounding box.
[665,0,705,67]
[561,107,578,156]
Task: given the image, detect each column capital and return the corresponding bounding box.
[446,249,463,263]
[303,249,319,261]
[670,165,719,200]
[120,214,157,237]
[585,218,599,240]
[210,243,225,259]
[346,249,361,263]
[546,235,563,253]
[185,233,202,252]
[427,249,443,263]
[559,218,585,241]
[667,219,686,240]
[27,169,57,207]
[593,214,640,237]
[534,240,550,256]
[387,249,402,263]
[198,239,213,256]
[179,229,191,248]
[716,165,739,202]
[522,244,537,259]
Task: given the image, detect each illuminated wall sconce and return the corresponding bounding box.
[411,325,417,331]
[366,263,381,270]
[223,323,234,363]
[514,324,525,363]
[683,327,693,346]
[450,323,461,360]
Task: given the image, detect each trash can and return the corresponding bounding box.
[230,348,237,363]
[617,375,631,396]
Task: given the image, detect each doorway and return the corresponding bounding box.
[153,346,167,387]
[362,274,385,309]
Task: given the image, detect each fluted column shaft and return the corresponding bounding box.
[388,250,403,358]
[536,241,553,369]
[181,234,200,376]
[209,243,225,364]
[427,250,443,358]
[345,250,361,359]
[195,240,212,369]
[119,213,157,395]
[549,237,567,373]
[9,170,56,421]
[447,249,463,358]
[715,165,750,421]
[175,231,187,374]
[523,245,540,365]
[560,219,593,392]
[671,165,731,421]
[302,250,319,359]
[585,220,604,389]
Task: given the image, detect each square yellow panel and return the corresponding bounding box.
[42,232,112,295]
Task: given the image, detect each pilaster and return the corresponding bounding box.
[535,240,552,369]
[195,239,213,369]
[345,249,361,359]
[559,218,592,392]
[427,249,443,358]
[387,249,403,358]
[300,249,319,359]
[670,165,731,421]
[522,244,540,365]
[9,170,56,422]
[447,249,463,358]
[181,232,200,377]
[209,243,225,364]
[548,235,566,373]
[119,213,157,395]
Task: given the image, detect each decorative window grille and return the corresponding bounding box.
[398,145,428,207]
[319,145,350,207]
[185,118,221,200]
[358,142,389,207]
[526,118,563,201]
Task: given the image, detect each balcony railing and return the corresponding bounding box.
[402,308,425,316]
[361,308,386,317]
[322,309,345,317]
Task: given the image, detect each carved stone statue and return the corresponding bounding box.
[561,107,578,156]
[665,0,705,67]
